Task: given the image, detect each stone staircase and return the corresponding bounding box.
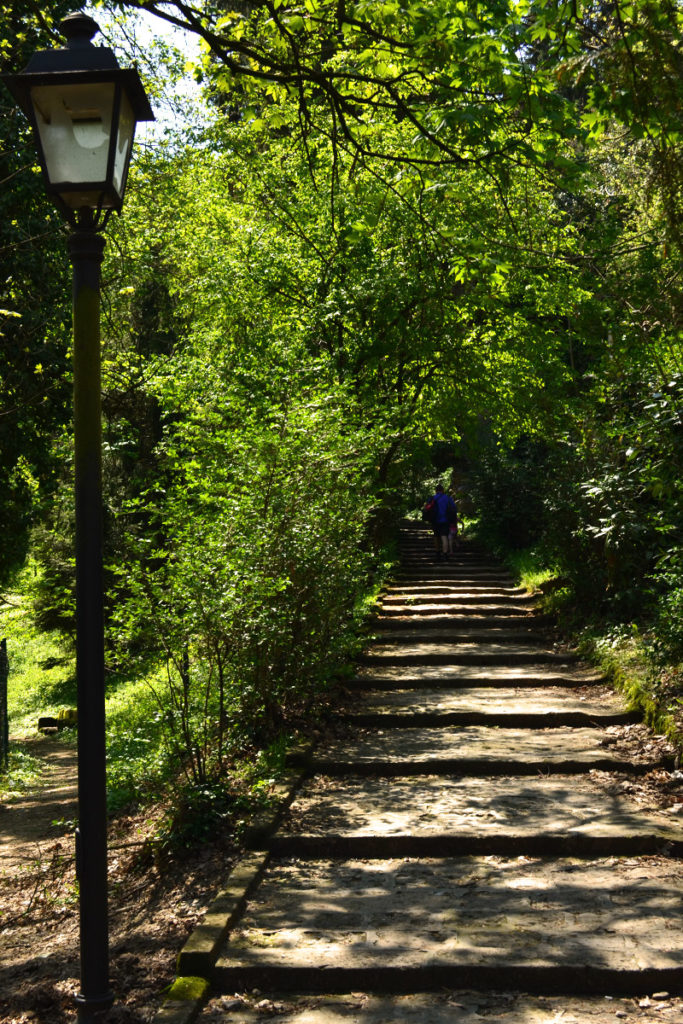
[188,522,683,1021]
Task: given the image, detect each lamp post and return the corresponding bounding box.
[2,13,153,1021]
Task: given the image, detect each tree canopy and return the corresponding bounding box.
[2,0,682,800]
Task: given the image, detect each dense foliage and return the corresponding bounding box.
[0,1,73,582]
[2,0,682,811]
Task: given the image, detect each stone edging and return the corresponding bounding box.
[176,848,272,978]
[151,741,316,1022]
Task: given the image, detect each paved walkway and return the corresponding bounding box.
[197,524,683,1022]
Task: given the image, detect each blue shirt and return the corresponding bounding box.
[431,492,456,524]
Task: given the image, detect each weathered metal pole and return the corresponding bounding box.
[0,638,8,769]
[68,218,113,1022]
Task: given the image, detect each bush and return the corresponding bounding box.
[468,372,683,637]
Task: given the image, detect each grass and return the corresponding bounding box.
[0,746,45,802]
[0,589,75,737]
[0,568,183,810]
[105,667,176,812]
[501,547,559,593]
[0,579,173,808]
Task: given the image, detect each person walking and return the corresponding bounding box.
[430,484,457,561]
[422,495,439,555]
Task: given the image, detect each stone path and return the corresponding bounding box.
[196,524,683,1022]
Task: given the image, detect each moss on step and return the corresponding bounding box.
[166,976,210,1001]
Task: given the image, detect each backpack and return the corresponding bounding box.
[422,499,436,524]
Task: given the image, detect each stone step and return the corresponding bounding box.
[396,559,505,565]
[385,584,527,592]
[358,642,574,666]
[367,628,552,645]
[401,557,482,564]
[398,557,503,567]
[303,724,671,778]
[398,559,497,569]
[377,601,537,613]
[378,605,537,618]
[394,554,510,563]
[373,614,553,629]
[339,684,634,728]
[297,725,675,776]
[200,991,683,1021]
[350,664,602,689]
[378,606,537,618]
[382,586,529,597]
[183,537,683,1017]
[397,532,475,540]
[399,567,502,573]
[381,591,534,603]
[397,544,494,553]
[394,570,517,582]
[214,855,683,994]
[400,537,482,545]
[401,566,512,575]
[398,535,479,544]
[402,549,496,555]
[274,774,683,858]
[341,709,636,730]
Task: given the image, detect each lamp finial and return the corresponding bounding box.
[59,11,100,47]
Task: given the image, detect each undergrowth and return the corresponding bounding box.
[0,575,76,735]
[578,628,683,757]
[0,747,44,802]
[499,547,559,594]
[0,540,398,843]
[496,542,683,760]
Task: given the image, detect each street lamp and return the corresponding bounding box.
[2,12,153,1022]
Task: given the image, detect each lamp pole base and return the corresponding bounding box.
[75,989,115,1023]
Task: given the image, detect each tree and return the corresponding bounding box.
[0,1,73,584]
[112,0,583,179]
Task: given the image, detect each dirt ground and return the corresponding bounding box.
[0,736,237,1023]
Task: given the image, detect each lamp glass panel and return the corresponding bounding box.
[112,90,134,196]
[30,82,115,186]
